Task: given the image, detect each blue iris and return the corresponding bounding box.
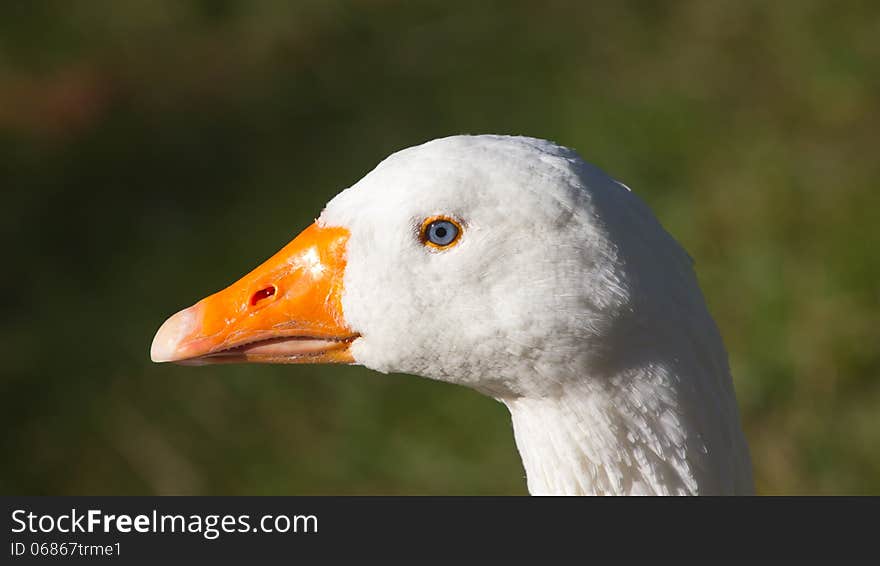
[425,220,459,246]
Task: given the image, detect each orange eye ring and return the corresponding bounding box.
[419,215,463,250]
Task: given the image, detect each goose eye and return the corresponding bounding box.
[420,217,462,249]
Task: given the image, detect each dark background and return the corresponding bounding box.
[1,1,877,494]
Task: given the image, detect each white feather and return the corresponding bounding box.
[320,135,753,495]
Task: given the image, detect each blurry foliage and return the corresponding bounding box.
[1,0,878,494]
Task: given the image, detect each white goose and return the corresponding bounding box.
[151,135,753,495]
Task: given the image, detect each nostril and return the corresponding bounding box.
[250,286,276,306]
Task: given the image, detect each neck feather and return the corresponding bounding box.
[504,369,752,495]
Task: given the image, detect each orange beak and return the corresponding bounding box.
[150,223,358,365]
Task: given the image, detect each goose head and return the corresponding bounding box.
[151,135,753,495]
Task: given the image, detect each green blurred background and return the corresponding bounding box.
[1,1,878,495]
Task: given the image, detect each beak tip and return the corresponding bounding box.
[149,339,172,363]
[150,305,200,363]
